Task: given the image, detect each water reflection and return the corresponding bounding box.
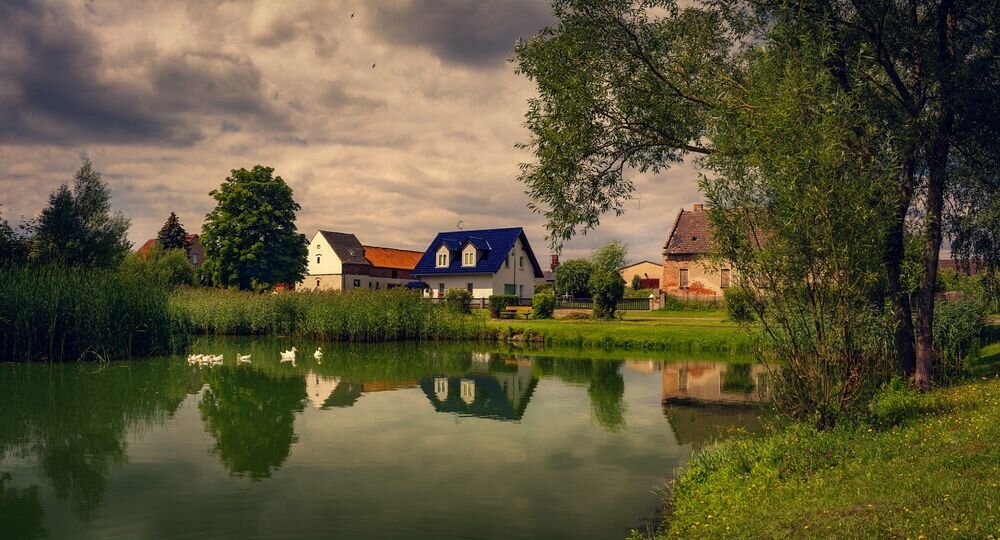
[0,341,767,540]
[199,367,306,480]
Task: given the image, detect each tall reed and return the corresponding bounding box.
[169,288,484,342]
[0,265,172,361]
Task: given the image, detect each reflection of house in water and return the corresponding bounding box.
[306,372,416,410]
[663,405,763,449]
[421,355,538,421]
[661,362,769,406]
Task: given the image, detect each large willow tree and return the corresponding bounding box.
[515,0,1000,394]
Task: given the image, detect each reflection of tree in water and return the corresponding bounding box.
[0,359,192,522]
[588,361,627,432]
[535,358,627,432]
[199,366,306,480]
[0,473,47,540]
[721,363,755,394]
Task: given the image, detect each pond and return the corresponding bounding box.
[0,339,767,540]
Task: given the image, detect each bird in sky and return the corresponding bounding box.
[372,63,376,69]
[351,12,355,18]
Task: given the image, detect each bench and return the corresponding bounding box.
[500,306,531,319]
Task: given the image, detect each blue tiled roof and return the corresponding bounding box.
[413,227,544,277]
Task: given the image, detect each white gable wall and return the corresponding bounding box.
[308,232,343,275]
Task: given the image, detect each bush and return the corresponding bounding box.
[531,292,555,319]
[588,270,625,319]
[444,288,472,314]
[631,274,642,290]
[534,282,554,295]
[554,259,593,298]
[488,294,519,315]
[867,376,941,428]
[933,295,987,374]
[723,286,756,322]
[121,245,195,287]
[658,294,722,311]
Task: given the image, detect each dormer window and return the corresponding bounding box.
[436,245,450,268]
[461,244,477,267]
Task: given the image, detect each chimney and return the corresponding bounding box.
[550,254,560,271]
[693,203,704,212]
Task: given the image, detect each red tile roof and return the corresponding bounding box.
[362,245,423,270]
[663,208,712,255]
[137,234,200,257]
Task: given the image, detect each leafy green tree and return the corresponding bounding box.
[589,270,625,319]
[0,209,28,265]
[200,166,308,290]
[120,245,194,287]
[515,0,1000,389]
[156,212,189,252]
[554,258,593,298]
[591,240,629,273]
[630,274,642,291]
[31,160,131,268]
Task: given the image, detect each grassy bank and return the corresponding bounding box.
[0,265,172,361]
[170,287,483,341]
[487,311,747,352]
[647,376,1000,539]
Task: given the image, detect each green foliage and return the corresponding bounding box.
[488,294,519,314]
[588,270,625,319]
[630,274,642,290]
[200,165,308,290]
[590,240,628,273]
[0,210,28,265]
[554,259,592,298]
[534,282,554,295]
[531,292,555,319]
[444,288,472,314]
[156,212,189,252]
[867,376,941,429]
[30,160,131,268]
[933,296,986,375]
[658,294,722,311]
[722,286,755,323]
[170,288,479,341]
[120,245,195,287]
[0,265,172,361]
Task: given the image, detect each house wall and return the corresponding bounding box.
[620,261,662,285]
[307,232,343,275]
[423,274,496,298]
[418,238,538,299]
[661,254,732,296]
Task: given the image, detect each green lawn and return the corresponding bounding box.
[650,376,1000,539]
[484,310,747,352]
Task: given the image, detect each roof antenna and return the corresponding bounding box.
[635,193,643,210]
[457,219,464,230]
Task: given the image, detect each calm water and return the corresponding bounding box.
[0,339,766,540]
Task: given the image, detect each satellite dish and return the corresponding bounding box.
[457,220,464,230]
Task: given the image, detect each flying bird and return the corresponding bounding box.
[351,12,355,18]
[372,63,376,69]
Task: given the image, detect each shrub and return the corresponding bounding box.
[121,245,195,287]
[488,294,519,314]
[444,288,472,314]
[933,295,986,375]
[589,270,625,319]
[723,286,757,322]
[534,282,554,295]
[631,274,642,290]
[867,376,941,428]
[554,259,593,298]
[531,292,555,319]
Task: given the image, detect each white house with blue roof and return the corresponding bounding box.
[412,227,544,300]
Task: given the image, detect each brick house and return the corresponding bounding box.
[661,204,733,296]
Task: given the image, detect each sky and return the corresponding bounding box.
[0,0,703,262]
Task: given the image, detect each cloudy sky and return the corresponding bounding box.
[0,0,702,261]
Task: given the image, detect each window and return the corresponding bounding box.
[437,252,449,267]
[463,251,475,266]
[316,255,321,264]
[504,284,516,295]
[438,283,445,297]
[391,270,398,279]
[720,269,731,288]
[316,278,320,288]
[353,279,361,287]
[519,284,524,298]
[467,283,473,294]
[519,256,524,269]
[679,268,689,288]
[368,281,372,289]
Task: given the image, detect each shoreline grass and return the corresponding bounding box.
[641,375,1000,539]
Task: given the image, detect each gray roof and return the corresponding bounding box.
[663,209,712,255]
[318,231,370,265]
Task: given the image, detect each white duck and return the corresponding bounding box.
[313,347,323,363]
[237,353,252,363]
[280,347,298,363]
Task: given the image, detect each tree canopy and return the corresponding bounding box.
[31,160,131,268]
[515,0,1000,391]
[590,240,629,273]
[200,165,308,290]
[156,212,189,252]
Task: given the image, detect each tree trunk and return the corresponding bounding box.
[913,112,954,390]
[886,156,917,376]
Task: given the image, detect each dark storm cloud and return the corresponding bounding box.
[0,1,288,146]
[0,2,199,145]
[368,0,553,67]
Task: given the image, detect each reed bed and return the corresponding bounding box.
[169,288,485,342]
[0,265,172,362]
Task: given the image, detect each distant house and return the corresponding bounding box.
[137,234,205,267]
[661,204,732,296]
[299,230,423,291]
[411,227,544,299]
[620,260,661,289]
